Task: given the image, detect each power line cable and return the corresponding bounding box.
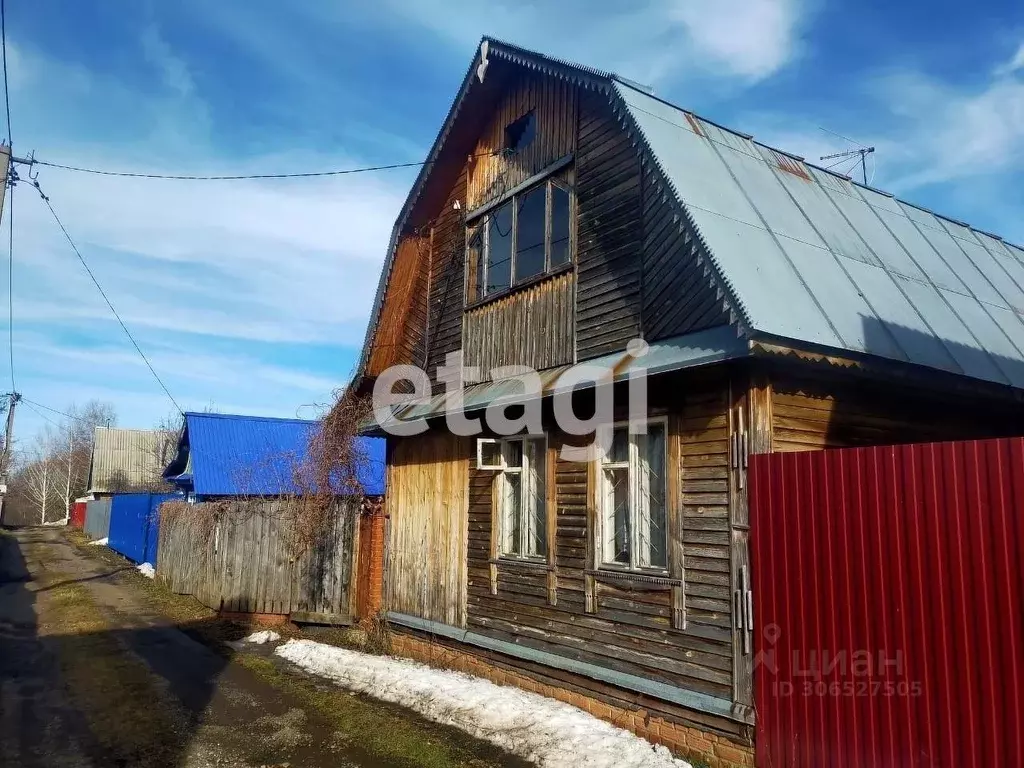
[30,185,184,414]
[34,149,501,182]
[21,398,93,424]
[1,0,12,393]
[22,399,59,429]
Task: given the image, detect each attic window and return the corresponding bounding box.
[505,111,536,153]
[468,172,574,301]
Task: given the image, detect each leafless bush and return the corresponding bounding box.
[159,499,223,554]
[282,389,371,557]
[362,609,393,655]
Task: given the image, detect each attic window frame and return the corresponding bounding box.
[466,168,574,303]
[504,110,537,154]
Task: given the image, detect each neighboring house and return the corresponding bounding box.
[158,412,387,626]
[162,412,386,501]
[356,39,1024,766]
[87,427,173,497]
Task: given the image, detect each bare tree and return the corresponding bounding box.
[4,400,118,524]
[55,401,118,518]
[148,410,183,488]
[21,434,65,524]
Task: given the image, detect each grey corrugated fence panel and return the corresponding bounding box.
[156,498,359,619]
[83,498,112,540]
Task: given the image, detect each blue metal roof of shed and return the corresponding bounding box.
[615,81,1024,389]
[170,413,385,497]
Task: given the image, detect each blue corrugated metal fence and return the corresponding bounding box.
[108,492,178,564]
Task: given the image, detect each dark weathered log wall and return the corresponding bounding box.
[574,90,643,360]
[768,371,1024,452]
[463,270,575,377]
[467,72,577,211]
[455,371,744,736]
[641,165,731,341]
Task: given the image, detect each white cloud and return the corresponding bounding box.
[870,69,1024,190]
[140,24,195,97]
[368,0,807,86]
[995,41,1024,77]
[16,157,405,345]
[668,0,805,80]
[3,37,412,439]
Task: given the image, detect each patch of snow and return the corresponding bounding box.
[243,630,281,645]
[88,538,108,546]
[276,639,694,768]
[136,562,156,579]
[43,518,68,527]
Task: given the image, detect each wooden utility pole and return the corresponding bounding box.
[0,145,34,525]
[0,392,19,524]
[0,144,10,227]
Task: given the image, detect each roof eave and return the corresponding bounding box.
[356,37,616,380]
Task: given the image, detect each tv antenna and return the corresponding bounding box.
[821,146,875,185]
[818,126,875,185]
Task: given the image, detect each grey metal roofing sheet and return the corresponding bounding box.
[370,327,746,432]
[614,80,1024,389]
[88,428,169,494]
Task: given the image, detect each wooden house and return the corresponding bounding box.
[357,39,1024,767]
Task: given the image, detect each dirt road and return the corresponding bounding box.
[0,527,521,768]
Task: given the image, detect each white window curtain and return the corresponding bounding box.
[600,422,668,571]
[499,437,546,559]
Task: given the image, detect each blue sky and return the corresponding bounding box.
[5,0,1023,441]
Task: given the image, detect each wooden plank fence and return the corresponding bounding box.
[156,498,360,623]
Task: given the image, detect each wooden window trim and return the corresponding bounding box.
[593,417,671,575]
[465,153,573,223]
[464,261,574,312]
[494,434,548,562]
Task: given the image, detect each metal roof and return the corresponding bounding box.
[165,413,386,497]
[88,427,170,494]
[359,39,1024,391]
[615,81,1024,389]
[369,327,747,433]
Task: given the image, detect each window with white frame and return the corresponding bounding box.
[479,436,547,559]
[598,421,668,571]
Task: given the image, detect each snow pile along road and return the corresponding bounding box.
[243,630,281,644]
[136,562,156,579]
[88,538,108,546]
[276,639,693,768]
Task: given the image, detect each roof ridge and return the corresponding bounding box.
[184,412,318,424]
[94,426,166,433]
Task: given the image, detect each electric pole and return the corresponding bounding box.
[0,145,35,525]
[0,391,20,524]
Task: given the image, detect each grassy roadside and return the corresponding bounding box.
[63,528,527,768]
[38,579,190,766]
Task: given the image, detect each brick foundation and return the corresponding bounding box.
[390,633,754,768]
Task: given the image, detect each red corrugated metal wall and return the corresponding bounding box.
[70,501,87,529]
[750,437,1024,767]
